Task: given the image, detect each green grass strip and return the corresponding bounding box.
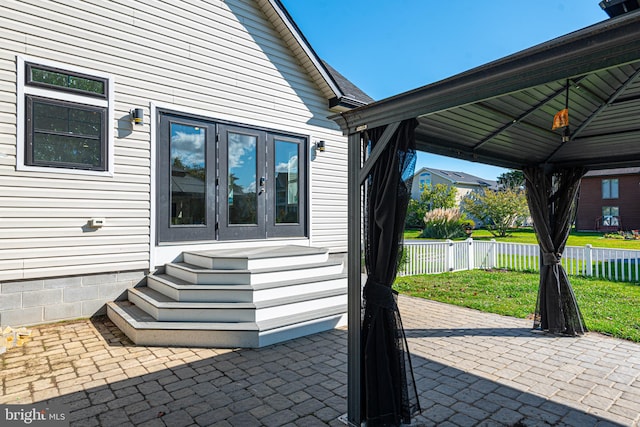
[394,269,640,343]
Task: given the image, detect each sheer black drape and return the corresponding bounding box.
[361,119,420,426]
[523,166,587,336]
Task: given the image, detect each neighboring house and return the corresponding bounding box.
[0,0,371,346]
[575,168,640,232]
[410,167,497,204]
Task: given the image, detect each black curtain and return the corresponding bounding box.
[523,166,587,335]
[361,119,420,426]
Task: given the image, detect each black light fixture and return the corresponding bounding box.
[316,140,326,152]
[130,108,144,125]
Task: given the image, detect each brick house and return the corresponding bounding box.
[575,168,640,232]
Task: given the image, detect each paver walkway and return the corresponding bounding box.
[1,296,639,426]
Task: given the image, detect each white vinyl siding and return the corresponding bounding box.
[308,131,348,251]
[0,0,348,280]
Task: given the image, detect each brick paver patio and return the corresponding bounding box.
[1,296,639,426]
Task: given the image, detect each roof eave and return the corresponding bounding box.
[329,96,370,112]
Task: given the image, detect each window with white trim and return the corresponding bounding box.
[17,57,114,174]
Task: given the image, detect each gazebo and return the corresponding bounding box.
[331,9,640,426]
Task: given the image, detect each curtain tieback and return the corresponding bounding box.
[363,280,397,310]
[542,252,562,265]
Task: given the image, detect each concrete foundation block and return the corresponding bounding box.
[44,303,82,322]
[1,307,43,327]
[1,279,44,294]
[64,285,101,303]
[22,289,63,308]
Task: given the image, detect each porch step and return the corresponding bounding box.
[165,260,344,285]
[107,300,347,348]
[183,246,329,270]
[107,245,348,348]
[147,273,348,303]
[127,286,347,322]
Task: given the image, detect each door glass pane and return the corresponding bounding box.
[228,132,257,225]
[170,123,206,225]
[275,140,299,224]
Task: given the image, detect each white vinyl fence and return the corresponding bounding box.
[400,239,640,282]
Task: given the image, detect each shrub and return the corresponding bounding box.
[405,183,458,229]
[421,208,470,239]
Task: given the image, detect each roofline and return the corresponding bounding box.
[584,167,640,176]
[416,167,495,186]
[329,95,370,110]
[331,10,640,134]
[416,168,456,183]
[264,0,344,100]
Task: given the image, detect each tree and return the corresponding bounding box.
[460,187,529,237]
[405,183,457,229]
[421,183,457,210]
[497,170,525,189]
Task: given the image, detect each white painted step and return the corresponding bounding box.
[146,273,347,303]
[127,286,347,323]
[183,246,329,270]
[107,301,347,348]
[165,261,344,285]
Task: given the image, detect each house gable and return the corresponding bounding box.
[0,0,368,327]
[256,0,373,111]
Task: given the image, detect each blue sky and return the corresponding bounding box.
[280,0,608,181]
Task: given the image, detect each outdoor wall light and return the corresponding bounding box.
[316,140,326,152]
[130,108,144,125]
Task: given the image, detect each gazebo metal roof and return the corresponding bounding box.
[332,10,640,172]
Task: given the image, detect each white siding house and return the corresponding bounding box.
[0,0,370,330]
[411,167,497,205]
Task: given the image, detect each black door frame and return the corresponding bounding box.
[266,133,307,238]
[217,124,266,241]
[156,111,217,243]
[156,109,309,244]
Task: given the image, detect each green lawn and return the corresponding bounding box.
[394,269,640,343]
[404,227,640,250]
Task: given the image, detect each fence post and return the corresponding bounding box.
[585,244,593,277]
[446,239,454,271]
[489,239,497,269]
[467,238,474,271]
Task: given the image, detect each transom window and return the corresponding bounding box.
[602,178,619,199]
[26,63,108,98]
[17,56,114,175]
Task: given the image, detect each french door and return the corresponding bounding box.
[157,114,216,242]
[218,124,265,240]
[157,111,306,243]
